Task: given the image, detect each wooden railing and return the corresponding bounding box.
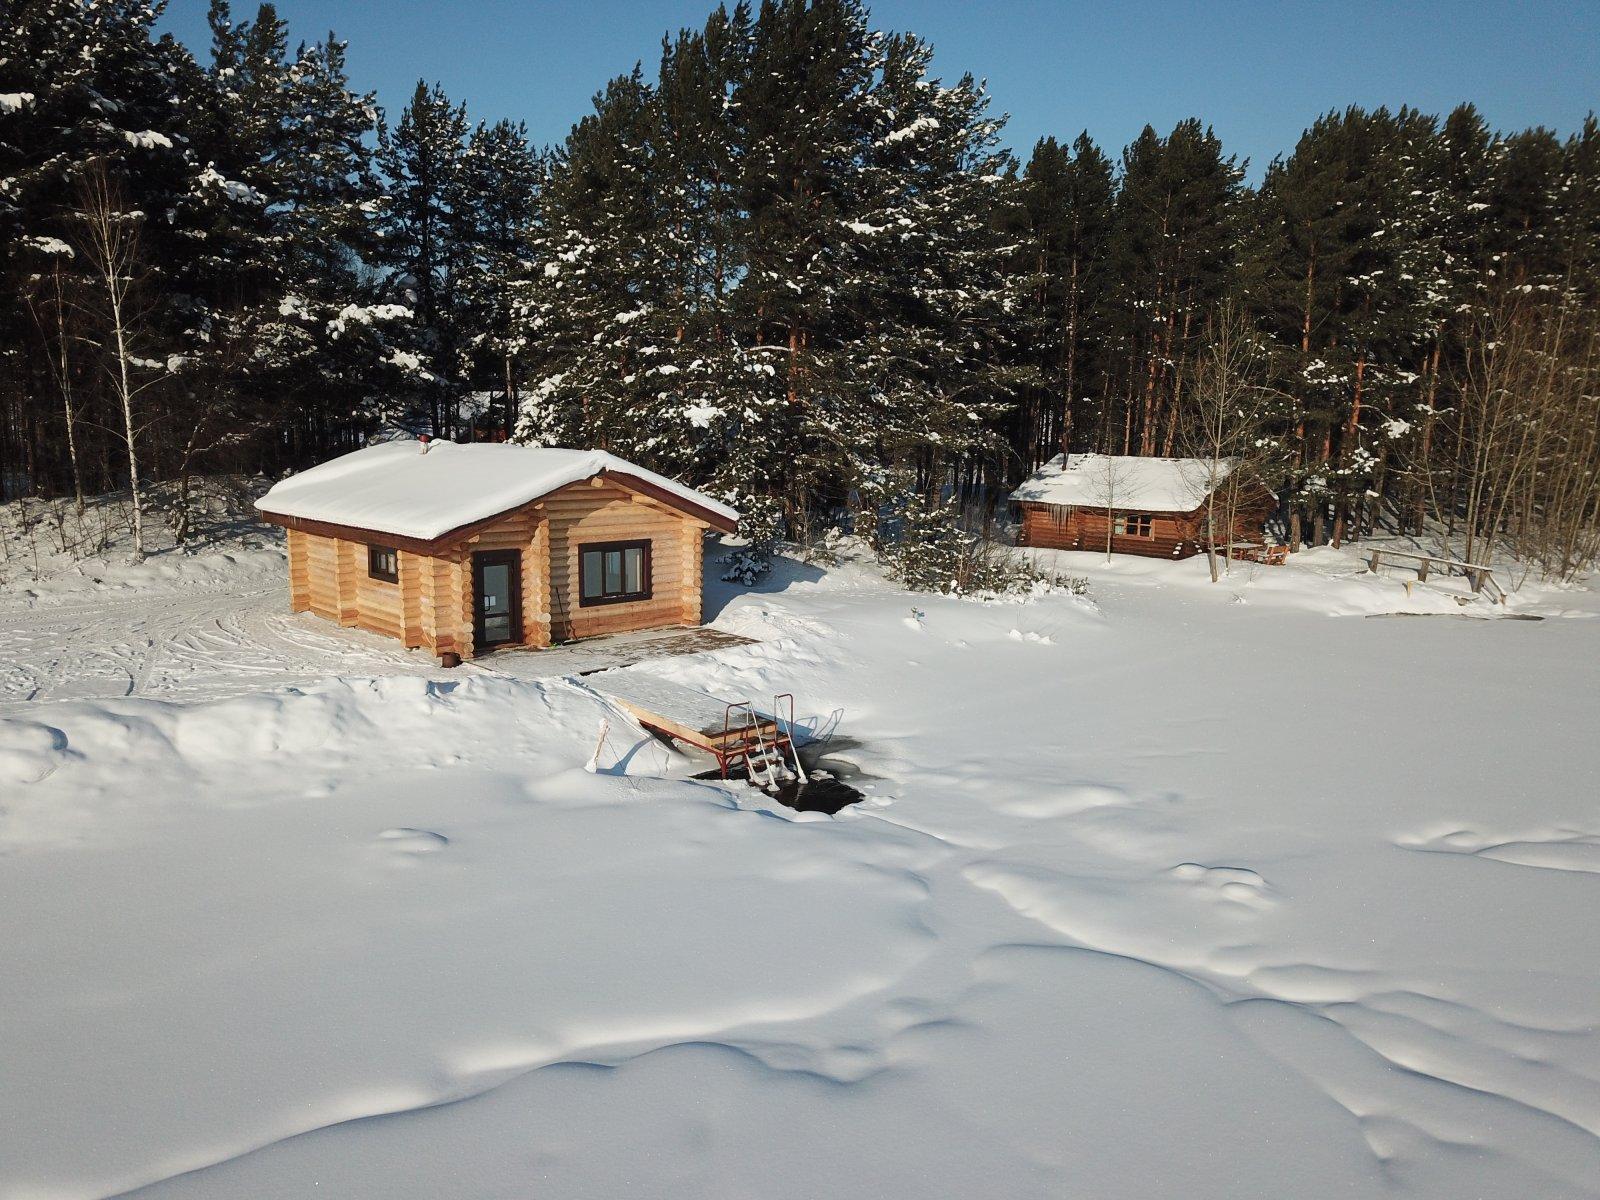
[1365,548,1507,605]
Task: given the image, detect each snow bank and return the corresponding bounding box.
[1020,539,1595,619]
[255,440,739,539]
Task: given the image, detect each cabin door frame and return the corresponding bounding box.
[471,549,523,650]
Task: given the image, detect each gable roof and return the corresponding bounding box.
[255,441,739,543]
[1009,453,1236,514]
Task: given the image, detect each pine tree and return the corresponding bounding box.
[377,81,471,435]
[842,31,1025,505]
[1010,132,1114,467]
[1103,120,1242,458]
[1254,107,1456,546]
[198,4,395,465]
[455,117,540,435]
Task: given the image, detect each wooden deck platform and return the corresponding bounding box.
[475,625,757,682]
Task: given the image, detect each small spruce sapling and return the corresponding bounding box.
[720,496,783,586]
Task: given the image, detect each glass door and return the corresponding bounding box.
[472,550,521,648]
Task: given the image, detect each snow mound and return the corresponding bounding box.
[0,719,73,785]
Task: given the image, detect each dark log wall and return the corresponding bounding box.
[1016,495,1272,560]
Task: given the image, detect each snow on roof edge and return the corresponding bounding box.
[1008,453,1237,513]
[255,441,739,542]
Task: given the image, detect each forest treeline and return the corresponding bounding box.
[3,0,1598,575]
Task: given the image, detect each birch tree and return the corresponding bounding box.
[1086,454,1133,563]
[1447,295,1600,582]
[1182,303,1286,581]
[71,164,157,559]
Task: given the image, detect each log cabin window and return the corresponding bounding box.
[579,539,651,606]
[1113,514,1153,538]
[367,544,399,582]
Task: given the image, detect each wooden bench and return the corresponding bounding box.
[1217,542,1288,566]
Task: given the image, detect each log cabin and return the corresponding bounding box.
[1010,453,1273,560]
[254,439,739,663]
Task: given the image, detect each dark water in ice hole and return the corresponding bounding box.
[689,736,874,814]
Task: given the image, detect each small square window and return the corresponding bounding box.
[368,545,398,582]
[1113,514,1153,538]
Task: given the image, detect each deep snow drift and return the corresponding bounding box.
[2,522,1598,1199]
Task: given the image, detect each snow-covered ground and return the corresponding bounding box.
[2,503,1598,1199]
[0,484,451,709]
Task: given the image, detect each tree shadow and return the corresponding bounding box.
[700,543,829,622]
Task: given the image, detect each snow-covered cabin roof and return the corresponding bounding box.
[1009,453,1236,514]
[256,441,739,541]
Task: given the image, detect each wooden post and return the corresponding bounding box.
[1417,559,1429,583]
[1369,551,1380,574]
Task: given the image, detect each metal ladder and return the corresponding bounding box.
[719,694,806,789]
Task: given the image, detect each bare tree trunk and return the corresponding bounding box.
[73,164,150,560]
[27,267,87,515]
[1414,336,1442,535]
[109,290,145,557]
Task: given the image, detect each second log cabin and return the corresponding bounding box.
[1011,453,1272,559]
[254,439,739,662]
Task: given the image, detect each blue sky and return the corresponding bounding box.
[160,0,1599,178]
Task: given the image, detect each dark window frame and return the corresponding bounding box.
[578,539,653,607]
[1113,513,1154,538]
[367,544,399,582]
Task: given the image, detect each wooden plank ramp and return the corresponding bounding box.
[589,674,779,749]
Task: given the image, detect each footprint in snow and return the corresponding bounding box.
[377,827,450,854]
[1168,862,1274,908]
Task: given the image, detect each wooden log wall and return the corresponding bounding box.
[302,531,342,621]
[276,476,712,659]
[544,478,706,642]
[530,515,552,647]
[296,530,452,652]
[433,553,467,659]
[456,505,547,652]
[286,528,311,613]
[334,540,360,625]
[1017,503,1199,559]
[398,550,424,648]
[680,521,703,626]
[1017,500,1277,560]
